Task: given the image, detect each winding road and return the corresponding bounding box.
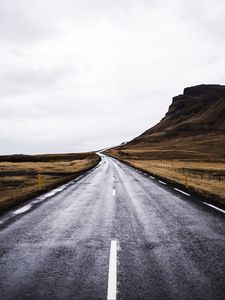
[0,154,225,299]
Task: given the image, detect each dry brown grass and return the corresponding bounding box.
[0,154,99,211]
[0,159,96,173]
[107,146,225,161]
[128,160,225,201]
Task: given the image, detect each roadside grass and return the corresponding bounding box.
[0,154,100,211]
[107,150,225,203]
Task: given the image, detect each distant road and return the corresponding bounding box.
[0,154,225,299]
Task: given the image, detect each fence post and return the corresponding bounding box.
[185,175,189,189]
[38,174,42,190]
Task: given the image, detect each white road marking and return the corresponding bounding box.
[44,191,57,197]
[10,174,86,216]
[113,189,116,196]
[13,204,32,215]
[107,240,117,300]
[159,180,166,185]
[32,200,39,204]
[174,188,190,196]
[30,186,65,204]
[204,202,225,214]
[150,176,155,179]
[53,187,64,192]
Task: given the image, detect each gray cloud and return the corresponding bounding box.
[0,63,77,96]
[0,1,58,43]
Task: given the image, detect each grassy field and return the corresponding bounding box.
[107,149,225,203]
[0,153,100,211]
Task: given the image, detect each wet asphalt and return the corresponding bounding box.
[0,154,225,300]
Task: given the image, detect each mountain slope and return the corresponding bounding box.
[115,84,225,160]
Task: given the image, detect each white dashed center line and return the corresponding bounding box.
[107,240,117,300]
[113,188,116,196]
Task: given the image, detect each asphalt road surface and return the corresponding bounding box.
[0,154,225,300]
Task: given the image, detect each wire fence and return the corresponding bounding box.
[151,165,225,182]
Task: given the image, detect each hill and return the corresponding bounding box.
[115,84,225,160]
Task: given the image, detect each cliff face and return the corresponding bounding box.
[120,84,225,160]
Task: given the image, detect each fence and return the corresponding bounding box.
[150,165,225,182]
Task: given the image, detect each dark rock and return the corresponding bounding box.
[184,84,225,100]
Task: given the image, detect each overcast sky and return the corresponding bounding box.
[1,0,225,154]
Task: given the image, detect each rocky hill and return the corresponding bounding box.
[115,84,225,160]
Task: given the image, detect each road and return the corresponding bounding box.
[0,154,225,300]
